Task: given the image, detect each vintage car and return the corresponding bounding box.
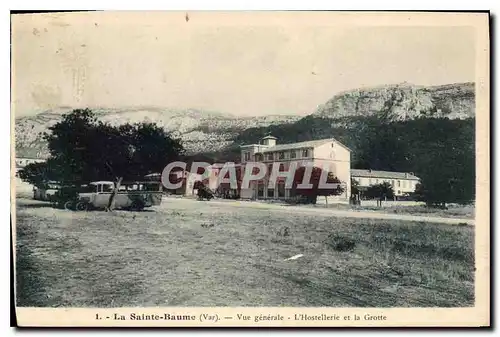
[60,180,163,211]
[33,181,61,201]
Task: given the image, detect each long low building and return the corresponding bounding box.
[350,169,420,197]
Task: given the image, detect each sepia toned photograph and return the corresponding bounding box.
[11,11,489,327]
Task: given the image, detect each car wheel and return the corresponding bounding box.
[76,202,88,211]
[130,200,144,211]
[64,200,74,210]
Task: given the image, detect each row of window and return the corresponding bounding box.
[243,149,311,162]
[362,178,415,189]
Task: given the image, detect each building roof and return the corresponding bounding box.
[90,181,115,185]
[260,138,349,153]
[351,169,419,180]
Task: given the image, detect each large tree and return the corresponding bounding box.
[21,109,184,210]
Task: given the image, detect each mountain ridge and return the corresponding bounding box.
[14,82,474,159]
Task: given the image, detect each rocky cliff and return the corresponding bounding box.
[314,82,474,120]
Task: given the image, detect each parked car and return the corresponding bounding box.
[73,181,163,211]
[33,181,61,201]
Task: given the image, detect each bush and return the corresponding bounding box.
[327,234,356,252]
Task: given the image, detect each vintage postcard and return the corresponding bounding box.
[11,11,490,327]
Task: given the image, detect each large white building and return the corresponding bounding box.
[239,135,351,200]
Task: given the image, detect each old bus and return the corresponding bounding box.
[62,180,163,211]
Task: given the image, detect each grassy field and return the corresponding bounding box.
[15,196,474,307]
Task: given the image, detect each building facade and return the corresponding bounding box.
[239,135,351,200]
[350,169,420,197]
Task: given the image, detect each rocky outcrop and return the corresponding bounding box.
[314,82,474,120]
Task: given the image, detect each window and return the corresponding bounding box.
[268,164,273,175]
[302,149,309,158]
[81,185,96,193]
[391,180,395,187]
[397,190,401,195]
[397,180,401,187]
[267,153,274,160]
[290,151,296,159]
[279,163,285,171]
[267,188,274,198]
[279,152,285,159]
[255,154,263,161]
[145,183,159,191]
[244,152,251,161]
[102,184,113,193]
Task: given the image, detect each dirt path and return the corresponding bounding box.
[163,197,474,225]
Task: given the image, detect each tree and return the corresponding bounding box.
[291,166,345,205]
[18,158,61,187]
[351,179,360,197]
[32,109,184,210]
[365,182,394,206]
[407,118,475,207]
[349,179,361,205]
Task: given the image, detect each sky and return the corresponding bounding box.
[11,12,477,117]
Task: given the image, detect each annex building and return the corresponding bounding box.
[350,169,420,197]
